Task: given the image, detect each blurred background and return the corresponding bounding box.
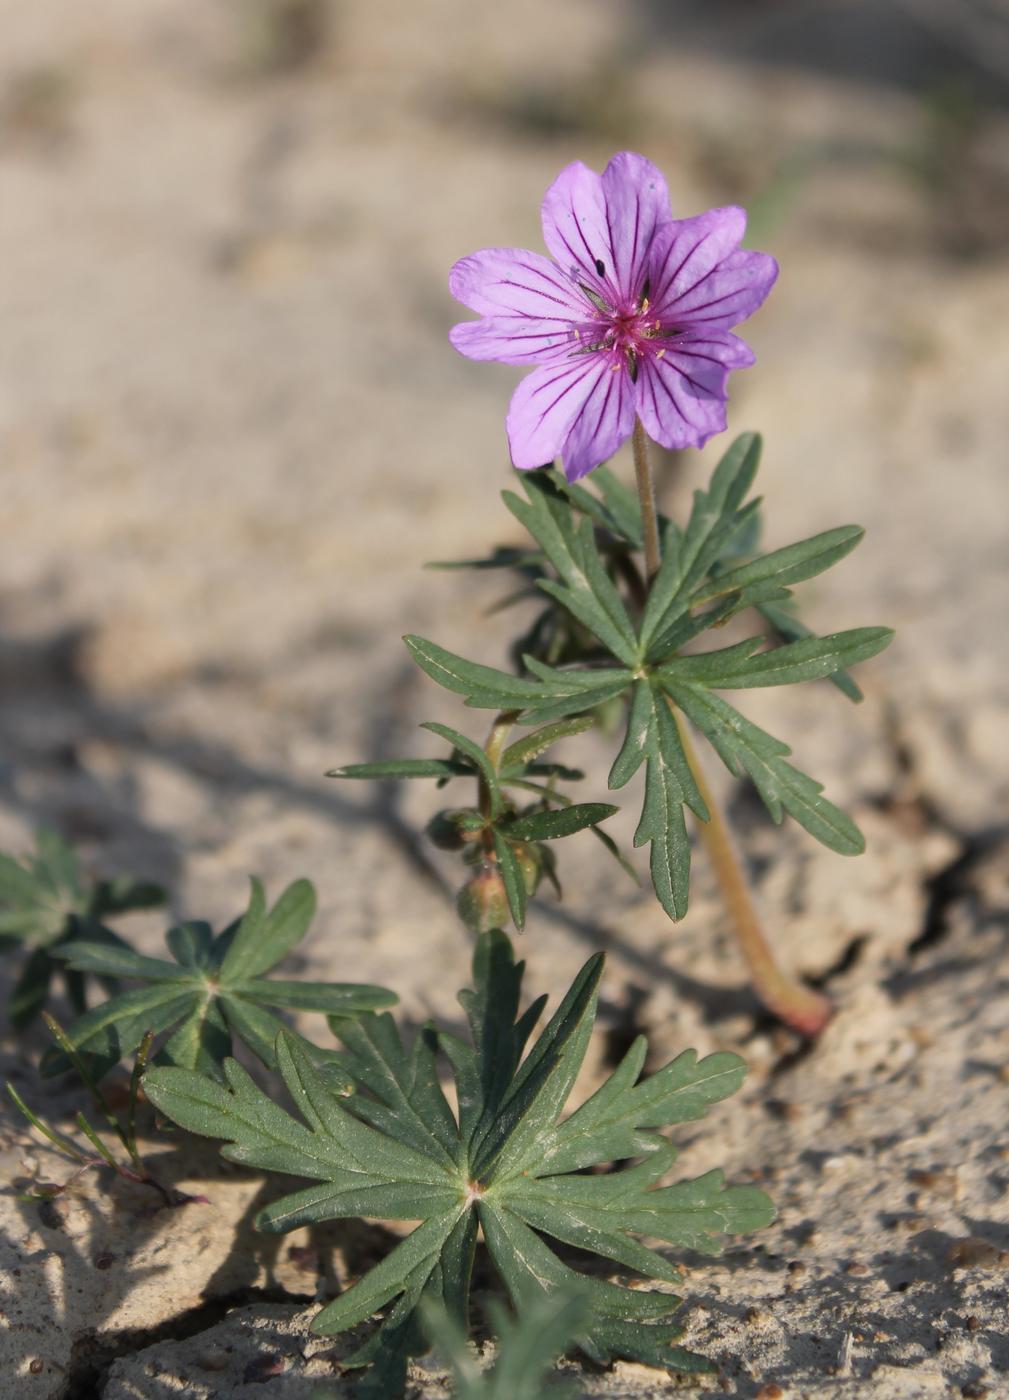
[0,0,1007,1016]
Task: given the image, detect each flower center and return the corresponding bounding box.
[571,282,669,380]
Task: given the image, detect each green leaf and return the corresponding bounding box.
[499,716,594,771]
[45,878,395,1082]
[421,723,503,818]
[583,464,645,546]
[610,685,707,922]
[404,635,547,708]
[327,758,474,780]
[639,433,763,655]
[756,600,864,701]
[422,1290,589,1400]
[219,878,315,984]
[660,627,893,691]
[404,636,629,722]
[145,933,772,1395]
[665,680,865,854]
[0,830,165,1025]
[504,475,639,666]
[503,804,618,842]
[691,524,865,607]
[492,830,527,932]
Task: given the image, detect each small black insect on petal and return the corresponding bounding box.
[594,258,606,278]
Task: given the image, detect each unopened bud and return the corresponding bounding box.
[426,808,480,851]
[456,861,509,934]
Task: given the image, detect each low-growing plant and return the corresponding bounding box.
[144,932,772,1396]
[3,148,896,1395]
[331,153,893,1035]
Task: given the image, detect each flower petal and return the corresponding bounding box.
[648,208,764,328]
[449,247,586,320]
[666,249,778,331]
[635,332,755,451]
[559,357,636,482]
[450,317,578,366]
[448,247,590,365]
[599,152,672,298]
[506,351,633,478]
[540,161,613,301]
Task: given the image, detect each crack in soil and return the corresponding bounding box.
[65,1286,314,1400]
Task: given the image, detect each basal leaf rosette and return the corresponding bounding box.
[144,931,773,1396]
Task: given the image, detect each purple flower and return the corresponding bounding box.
[449,152,778,482]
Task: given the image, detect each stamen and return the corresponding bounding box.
[656,348,667,360]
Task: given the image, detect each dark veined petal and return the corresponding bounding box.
[648,207,756,325]
[449,247,586,320]
[540,160,614,302]
[635,331,755,451]
[598,152,673,298]
[506,351,633,477]
[666,248,778,331]
[450,315,580,366]
[448,248,596,366]
[558,357,637,482]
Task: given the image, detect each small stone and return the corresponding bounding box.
[94,1253,116,1270]
[845,1261,870,1277]
[965,1315,981,1332]
[755,1385,784,1399]
[29,1359,44,1375]
[745,1306,767,1324]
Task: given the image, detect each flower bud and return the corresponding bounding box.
[426,808,479,851]
[455,861,509,934]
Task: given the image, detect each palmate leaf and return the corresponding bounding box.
[608,682,707,921]
[663,681,866,854]
[41,879,396,1083]
[0,829,166,1028]
[144,932,773,1395]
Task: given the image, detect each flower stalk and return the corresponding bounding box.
[631,419,833,1036]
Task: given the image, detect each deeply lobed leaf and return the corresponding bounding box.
[144,932,773,1394]
[44,879,395,1082]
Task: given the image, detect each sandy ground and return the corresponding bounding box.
[1,2,1008,1396]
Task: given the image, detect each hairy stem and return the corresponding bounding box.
[672,708,833,1035]
[480,711,518,821]
[631,418,662,580]
[631,419,832,1036]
